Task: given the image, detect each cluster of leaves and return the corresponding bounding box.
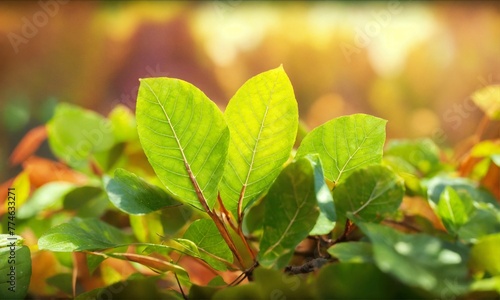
[1,67,500,299]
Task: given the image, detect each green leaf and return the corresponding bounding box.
[136,77,230,211]
[437,187,473,235]
[357,222,470,296]
[384,138,441,175]
[213,268,315,300]
[108,104,138,142]
[182,219,233,271]
[258,157,320,269]
[220,66,298,218]
[471,85,500,120]
[470,233,500,276]
[471,140,500,158]
[17,182,76,219]
[334,165,404,222]
[105,168,180,215]
[310,155,336,222]
[470,276,500,294]
[308,154,337,235]
[63,185,108,218]
[309,212,335,235]
[46,273,73,295]
[38,218,129,252]
[75,275,177,300]
[0,235,31,300]
[130,214,164,243]
[425,176,498,205]
[296,113,386,184]
[458,208,500,243]
[47,103,114,168]
[327,242,374,263]
[316,263,414,299]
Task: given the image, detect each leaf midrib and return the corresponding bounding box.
[238,74,279,211]
[263,181,310,259]
[143,80,206,203]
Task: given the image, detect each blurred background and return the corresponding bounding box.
[1,0,500,182]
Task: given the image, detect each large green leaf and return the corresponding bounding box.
[258,157,320,269]
[220,66,298,219]
[470,233,500,276]
[357,222,470,296]
[471,85,500,120]
[38,218,129,252]
[182,219,233,271]
[437,186,473,235]
[136,77,230,211]
[47,103,115,168]
[105,168,180,215]
[334,165,404,222]
[0,235,31,300]
[297,114,386,184]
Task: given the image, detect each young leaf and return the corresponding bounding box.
[0,236,31,300]
[136,78,230,211]
[38,218,129,252]
[327,242,374,263]
[220,66,298,219]
[384,138,441,176]
[470,233,500,276]
[47,103,115,168]
[425,176,498,205]
[334,165,404,222]
[258,157,320,269]
[437,187,472,235]
[309,212,335,235]
[471,85,500,120]
[357,222,470,296]
[17,182,76,219]
[105,168,180,215]
[296,114,387,184]
[182,219,233,271]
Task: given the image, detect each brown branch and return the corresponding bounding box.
[219,193,256,261]
[174,273,187,300]
[327,219,355,247]
[236,185,247,225]
[284,257,330,275]
[183,163,246,268]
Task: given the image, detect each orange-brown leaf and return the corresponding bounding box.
[22,156,87,188]
[9,125,47,166]
[481,163,500,201]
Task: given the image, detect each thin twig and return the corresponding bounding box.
[174,272,188,300]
